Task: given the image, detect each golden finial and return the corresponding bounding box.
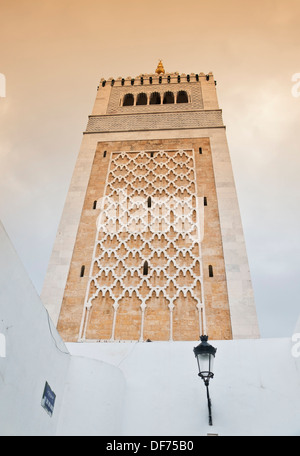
[155,60,165,75]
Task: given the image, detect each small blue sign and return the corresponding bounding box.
[41,382,56,417]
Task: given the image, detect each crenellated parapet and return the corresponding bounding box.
[98,71,216,89]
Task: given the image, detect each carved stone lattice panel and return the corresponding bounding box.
[79,149,206,341]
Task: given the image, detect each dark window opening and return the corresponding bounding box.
[163,91,174,104]
[140,77,144,85]
[93,201,97,209]
[204,196,207,206]
[177,90,188,103]
[102,80,106,87]
[111,79,115,86]
[167,75,171,83]
[131,79,135,86]
[80,265,85,277]
[150,151,154,158]
[147,196,152,208]
[206,74,210,81]
[123,93,134,106]
[159,76,162,84]
[208,265,213,277]
[187,74,190,82]
[150,92,161,105]
[103,150,107,158]
[136,93,147,105]
[199,147,202,154]
[196,74,199,81]
[149,76,153,84]
[177,75,181,83]
[121,78,125,86]
[143,261,149,276]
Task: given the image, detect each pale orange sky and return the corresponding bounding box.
[0,0,300,337]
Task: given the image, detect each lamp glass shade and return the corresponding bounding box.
[193,335,216,381]
[195,352,214,381]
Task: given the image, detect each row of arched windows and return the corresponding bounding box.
[122,90,189,107]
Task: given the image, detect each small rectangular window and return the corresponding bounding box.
[143,261,149,276]
[208,265,213,277]
[103,150,107,158]
[199,147,202,154]
[204,197,207,206]
[93,201,97,210]
[80,265,85,277]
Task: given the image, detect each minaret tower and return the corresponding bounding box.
[41,62,260,342]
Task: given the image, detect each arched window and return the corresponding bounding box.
[147,196,152,208]
[163,91,174,104]
[136,93,147,105]
[123,93,134,106]
[150,92,161,105]
[177,91,188,103]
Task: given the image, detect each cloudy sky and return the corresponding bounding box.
[0,0,300,338]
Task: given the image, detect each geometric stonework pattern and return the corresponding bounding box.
[79,149,206,342]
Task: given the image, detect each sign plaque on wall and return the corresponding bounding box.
[41,382,56,417]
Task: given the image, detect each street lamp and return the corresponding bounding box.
[193,335,217,426]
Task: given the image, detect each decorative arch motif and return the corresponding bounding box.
[79,149,206,342]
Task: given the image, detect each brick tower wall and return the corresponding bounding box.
[57,138,232,342]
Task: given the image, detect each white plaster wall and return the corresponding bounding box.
[0,220,125,436]
[56,355,125,436]
[0,220,69,435]
[292,317,300,375]
[67,337,300,436]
